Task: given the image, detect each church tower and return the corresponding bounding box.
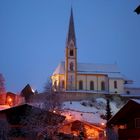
[65,8,77,91]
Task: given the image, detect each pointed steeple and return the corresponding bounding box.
[66,8,76,47]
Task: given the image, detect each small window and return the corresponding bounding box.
[101,81,105,91]
[135,118,140,128]
[90,81,94,90]
[126,91,130,94]
[114,81,117,89]
[70,50,74,56]
[79,81,83,90]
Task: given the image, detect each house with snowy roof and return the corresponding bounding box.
[51,8,140,95]
[107,99,140,140]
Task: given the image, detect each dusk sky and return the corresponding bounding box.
[0,0,140,93]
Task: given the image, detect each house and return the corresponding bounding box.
[0,92,23,106]
[107,99,140,140]
[134,5,140,14]
[20,84,35,102]
[51,8,140,95]
[0,104,65,140]
[58,120,105,140]
[38,120,105,140]
[6,92,24,106]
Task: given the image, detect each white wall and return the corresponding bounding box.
[52,73,125,94]
[109,79,124,94]
[77,74,109,91]
[124,87,140,94]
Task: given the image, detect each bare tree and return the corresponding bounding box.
[43,77,62,112]
[43,93,62,112]
[20,105,65,139]
[44,76,52,93]
[0,73,5,94]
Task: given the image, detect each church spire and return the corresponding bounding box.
[66,8,76,47]
[65,8,77,91]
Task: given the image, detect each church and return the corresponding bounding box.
[51,9,139,95]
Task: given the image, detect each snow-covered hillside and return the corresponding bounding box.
[62,97,120,125]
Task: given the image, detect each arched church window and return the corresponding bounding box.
[90,81,94,90]
[101,81,105,91]
[114,81,117,89]
[62,80,64,89]
[79,80,83,90]
[70,49,74,56]
[54,81,57,89]
[70,62,74,71]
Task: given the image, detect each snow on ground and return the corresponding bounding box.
[0,105,10,110]
[61,109,106,125]
[63,101,99,112]
[62,98,120,125]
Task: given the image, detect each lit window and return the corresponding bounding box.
[101,81,105,91]
[79,81,83,90]
[90,81,94,90]
[114,81,117,89]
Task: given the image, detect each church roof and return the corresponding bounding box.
[52,61,124,79]
[53,62,65,75]
[78,62,120,73]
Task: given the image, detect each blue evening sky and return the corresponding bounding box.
[0,0,140,93]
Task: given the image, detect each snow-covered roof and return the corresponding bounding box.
[0,105,10,111]
[107,99,140,125]
[132,99,140,104]
[53,61,124,78]
[77,62,120,73]
[124,83,140,89]
[53,61,65,75]
[121,93,140,97]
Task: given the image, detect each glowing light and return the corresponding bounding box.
[31,88,35,93]
[53,110,56,113]
[101,122,105,126]
[7,96,13,106]
[8,98,12,102]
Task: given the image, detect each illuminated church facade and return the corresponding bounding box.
[51,9,138,94]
